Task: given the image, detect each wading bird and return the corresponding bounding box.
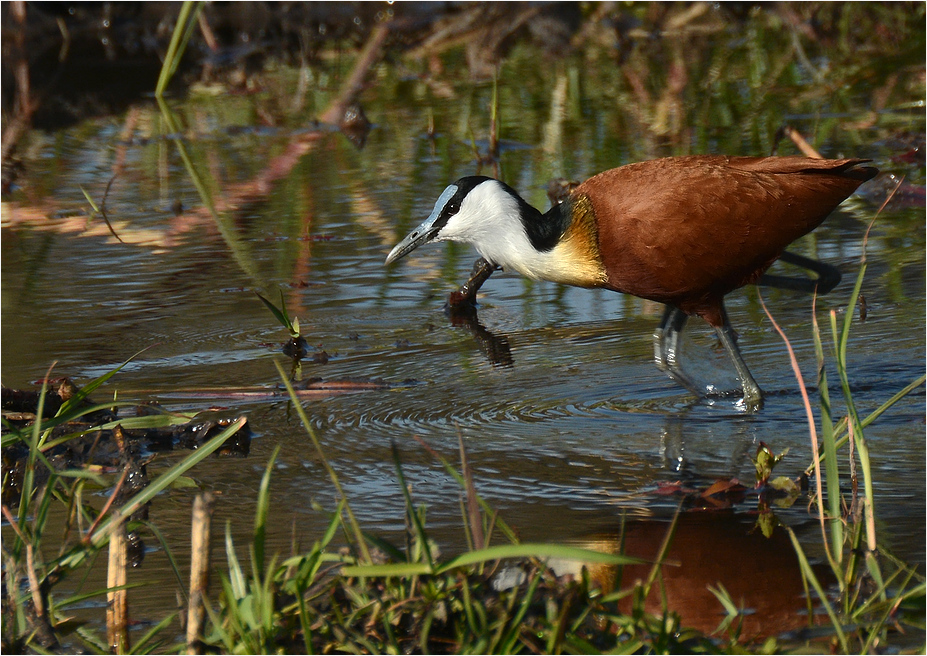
[385,155,877,409]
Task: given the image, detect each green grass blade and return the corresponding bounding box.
[156,97,265,285]
[138,519,188,603]
[252,446,280,580]
[786,527,849,652]
[273,359,371,563]
[341,543,644,578]
[499,567,544,653]
[807,373,925,473]
[129,611,179,655]
[831,264,885,593]
[225,523,246,600]
[155,1,203,97]
[413,435,520,544]
[341,562,432,578]
[390,440,434,567]
[17,365,53,551]
[812,306,843,564]
[438,543,645,574]
[79,184,101,213]
[255,291,298,336]
[55,581,147,608]
[34,408,196,452]
[56,347,153,419]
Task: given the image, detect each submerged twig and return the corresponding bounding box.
[99,173,124,243]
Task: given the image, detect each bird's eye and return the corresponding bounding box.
[446,200,460,215]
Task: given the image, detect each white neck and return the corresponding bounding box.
[438,181,602,287]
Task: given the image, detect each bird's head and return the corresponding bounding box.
[385,176,532,267]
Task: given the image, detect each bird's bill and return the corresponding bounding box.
[386,184,459,265]
[384,216,441,265]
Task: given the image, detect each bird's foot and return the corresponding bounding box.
[445,257,499,311]
[703,384,764,412]
[446,288,480,310]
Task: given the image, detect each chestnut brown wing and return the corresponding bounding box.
[579,155,876,325]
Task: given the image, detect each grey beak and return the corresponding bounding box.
[385,184,458,265]
[384,215,442,265]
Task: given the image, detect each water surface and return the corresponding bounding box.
[2,21,924,631]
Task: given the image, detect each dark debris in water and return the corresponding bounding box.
[1,377,252,509]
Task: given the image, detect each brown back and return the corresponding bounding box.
[577,155,876,326]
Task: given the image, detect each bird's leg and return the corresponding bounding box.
[758,250,842,295]
[653,305,703,394]
[713,304,764,410]
[446,257,500,309]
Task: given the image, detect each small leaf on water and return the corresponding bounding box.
[700,478,743,498]
[753,442,789,486]
[255,291,290,331]
[768,476,798,493]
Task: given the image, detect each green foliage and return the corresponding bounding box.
[155,1,204,98]
[255,289,301,339]
[752,442,789,487]
[764,228,926,653]
[1,361,248,654]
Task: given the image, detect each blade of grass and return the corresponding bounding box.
[341,543,644,578]
[498,567,544,653]
[413,434,520,544]
[79,182,124,244]
[155,1,204,97]
[224,525,246,600]
[786,527,849,653]
[390,440,434,567]
[830,286,885,594]
[255,291,299,337]
[760,292,839,573]
[33,409,196,452]
[806,373,925,476]
[156,97,264,285]
[811,296,843,564]
[252,446,280,581]
[15,362,56,558]
[273,359,371,563]
[130,611,179,654]
[137,519,188,603]
[56,347,155,418]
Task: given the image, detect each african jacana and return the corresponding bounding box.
[385,155,877,408]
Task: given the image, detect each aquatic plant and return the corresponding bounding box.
[1,360,248,653]
[761,199,926,653]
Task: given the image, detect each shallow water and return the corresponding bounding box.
[2,26,925,636]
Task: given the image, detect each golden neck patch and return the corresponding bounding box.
[549,194,608,288]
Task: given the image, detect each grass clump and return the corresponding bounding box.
[1,359,249,654]
[760,206,925,654]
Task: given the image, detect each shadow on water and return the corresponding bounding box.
[1,1,925,641]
